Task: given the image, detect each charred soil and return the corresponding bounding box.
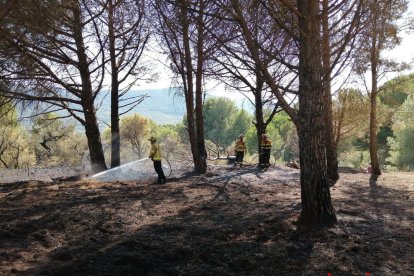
[0,165,413,275]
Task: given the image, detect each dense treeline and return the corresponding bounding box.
[2,76,414,171]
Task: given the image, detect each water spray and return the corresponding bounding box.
[162,156,172,177]
[90,156,172,182]
[91,157,149,178]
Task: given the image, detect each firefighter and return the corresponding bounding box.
[260,133,272,167]
[235,134,247,166]
[148,137,166,184]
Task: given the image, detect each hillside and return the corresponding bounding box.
[97,88,186,125]
[17,88,254,129]
[96,88,255,126]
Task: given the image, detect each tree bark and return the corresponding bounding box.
[194,0,207,173]
[297,0,336,225]
[368,6,382,176]
[370,62,381,175]
[73,4,107,173]
[108,0,121,168]
[83,100,107,173]
[322,0,339,183]
[253,78,267,164]
[179,0,207,174]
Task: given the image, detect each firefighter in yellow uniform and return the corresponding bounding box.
[260,133,272,167]
[148,137,166,184]
[235,134,247,166]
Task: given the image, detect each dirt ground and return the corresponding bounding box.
[0,165,413,275]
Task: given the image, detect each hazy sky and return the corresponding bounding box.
[386,0,414,62]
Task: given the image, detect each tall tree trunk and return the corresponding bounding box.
[370,63,381,175]
[253,78,266,164]
[194,0,207,173]
[195,42,207,168]
[180,1,201,173]
[322,0,339,183]
[368,8,382,176]
[83,99,107,173]
[108,0,121,168]
[110,74,120,168]
[179,0,207,174]
[73,4,107,173]
[297,0,336,225]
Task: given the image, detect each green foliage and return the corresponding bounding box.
[118,113,153,159]
[203,97,237,146]
[269,112,293,141]
[332,87,392,168]
[339,149,370,169]
[387,94,414,170]
[338,130,391,169]
[336,125,370,168]
[110,113,185,162]
[30,114,86,167]
[155,124,180,142]
[281,127,299,162]
[265,124,284,160]
[376,125,393,166]
[354,0,409,79]
[377,125,393,148]
[333,88,370,147]
[176,120,189,144]
[152,123,187,162]
[390,94,414,131]
[387,128,414,171]
[0,102,36,168]
[229,109,251,142]
[244,112,297,162]
[54,131,87,166]
[380,73,414,107]
[203,97,252,148]
[378,74,414,139]
[244,125,258,154]
[268,112,296,161]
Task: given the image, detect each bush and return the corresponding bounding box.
[339,150,370,169]
[387,128,414,171]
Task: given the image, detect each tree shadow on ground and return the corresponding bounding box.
[1,169,413,275]
[332,173,414,274]
[15,176,315,275]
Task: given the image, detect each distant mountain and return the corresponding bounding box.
[18,87,253,130]
[96,88,254,127]
[97,88,186,125]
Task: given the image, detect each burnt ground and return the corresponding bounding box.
[0,165,413,275]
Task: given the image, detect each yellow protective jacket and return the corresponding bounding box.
[235,140,247,152]
[260,139,272,149]
[149,143,162,161]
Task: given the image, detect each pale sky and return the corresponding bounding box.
[385,1,414,60]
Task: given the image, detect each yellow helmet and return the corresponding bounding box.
[148,137,157,142]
